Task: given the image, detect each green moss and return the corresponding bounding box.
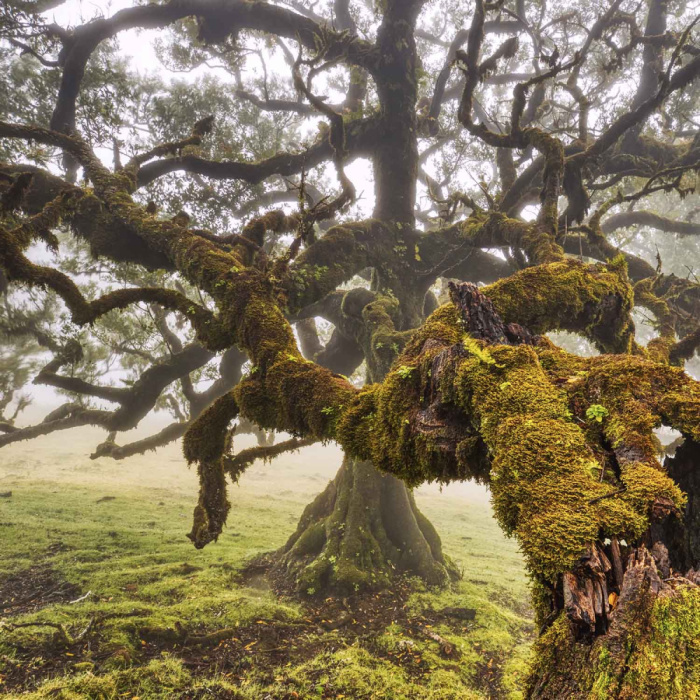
[18,656,251,699]
[289,520,326,557]
[280,458,421,597]
[233,377,279,428]
[581,355,697,511]
[526,614,592,696]
[661,385,700,443]
[450,343,644,580]
[462,336,497,365]
[363,358,425,484]
[336,385,379,461]
[180,393,240,548]
[485,258,635,353]
[528,588,700,698]
[286,220,391,313]
[182,392,238,465]
[406,303,463,350]
[262,355,355,439]
[623,588,700,696]
[277,645,487,700]
[362,294,414,377]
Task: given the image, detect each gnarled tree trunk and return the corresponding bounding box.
[526,438,700,698]
[278,301,457,596]
[272,455,458,595]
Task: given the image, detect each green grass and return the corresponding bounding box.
[0,426,533,698]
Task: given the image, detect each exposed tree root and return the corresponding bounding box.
[1,618,96,647]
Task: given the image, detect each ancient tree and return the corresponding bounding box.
[1,0,700,695]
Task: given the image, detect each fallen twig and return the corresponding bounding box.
[69,590,93,604]
[422,627,458,657]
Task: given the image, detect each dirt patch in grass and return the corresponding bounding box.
[177,690,243,699]
[1,559,495,698]
[475,651,507,698]
[133,562,485,697]
[0,563,81,617]
[0,632,91,691]
[139,571,420,678]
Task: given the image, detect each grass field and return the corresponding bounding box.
[0,423,533,699]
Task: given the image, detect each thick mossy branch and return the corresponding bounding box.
[670,327,700,365]
[442,211,565,266]
[484,257,635,353]
[0,164,172,269]
[337,289,698,584]
[1,214,228,350]
[284,219,398,313]
[586,354,700,459]
[561,224,700,344]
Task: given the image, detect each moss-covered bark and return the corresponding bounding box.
[527,548,700,699]
[272,455,458,596]
[526,441,700,698]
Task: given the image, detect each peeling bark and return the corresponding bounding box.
[529,441,700,698]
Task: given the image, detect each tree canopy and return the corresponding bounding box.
[1,0,700,695]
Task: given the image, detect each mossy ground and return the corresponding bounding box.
[0,423,532,699]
